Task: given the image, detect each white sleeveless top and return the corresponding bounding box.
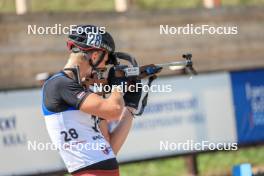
[42,72,116,173]
[44,110,116,173]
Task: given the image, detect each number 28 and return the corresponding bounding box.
[60,128,79,142]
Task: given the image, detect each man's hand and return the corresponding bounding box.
[123,78,142,110]
[107,66,142,110]
[80,67,126,120]
[107,67,127,87]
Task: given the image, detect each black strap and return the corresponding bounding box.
[135,75,157,116]
[63,66,81,84]
[89,51,106,69]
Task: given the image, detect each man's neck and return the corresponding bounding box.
[63,64,76,79]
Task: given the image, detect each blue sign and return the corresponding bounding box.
[231,69,264,144]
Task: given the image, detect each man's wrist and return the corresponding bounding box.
[126,107,136,117]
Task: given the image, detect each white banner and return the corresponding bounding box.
[0,72,238,174]
[117,72,237,162]
[0,89,65,176]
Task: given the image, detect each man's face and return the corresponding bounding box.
[80,50,109,78]
[93,50,109,70]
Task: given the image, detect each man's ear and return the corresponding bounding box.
[91,51,99,62]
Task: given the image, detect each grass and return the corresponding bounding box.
[1,0,264,13]
[30,0,114,12]
[63,146,264,176]
[119,146,264,176]
[0,0,114,13]
[0,0,15,12]
[120,157,188,176]
[198,146,264,175]
[136,0,202,10]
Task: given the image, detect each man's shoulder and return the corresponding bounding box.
[42,72,69,92]
[45,72,72,85]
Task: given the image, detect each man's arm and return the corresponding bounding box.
[80,86,125,121]
[99,107,134,155]
[99,68,143,154]
[57,73,124,121]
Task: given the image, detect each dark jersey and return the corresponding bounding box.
[42,71,89,115]
[42,71,118,173]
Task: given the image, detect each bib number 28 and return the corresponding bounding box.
[60,128,79,142]
[86,33,102,48]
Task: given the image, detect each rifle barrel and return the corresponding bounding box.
[155,60,188,68]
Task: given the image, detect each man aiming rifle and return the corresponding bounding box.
[42,25,142,176]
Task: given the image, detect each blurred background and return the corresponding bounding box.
[0,0,264,176]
